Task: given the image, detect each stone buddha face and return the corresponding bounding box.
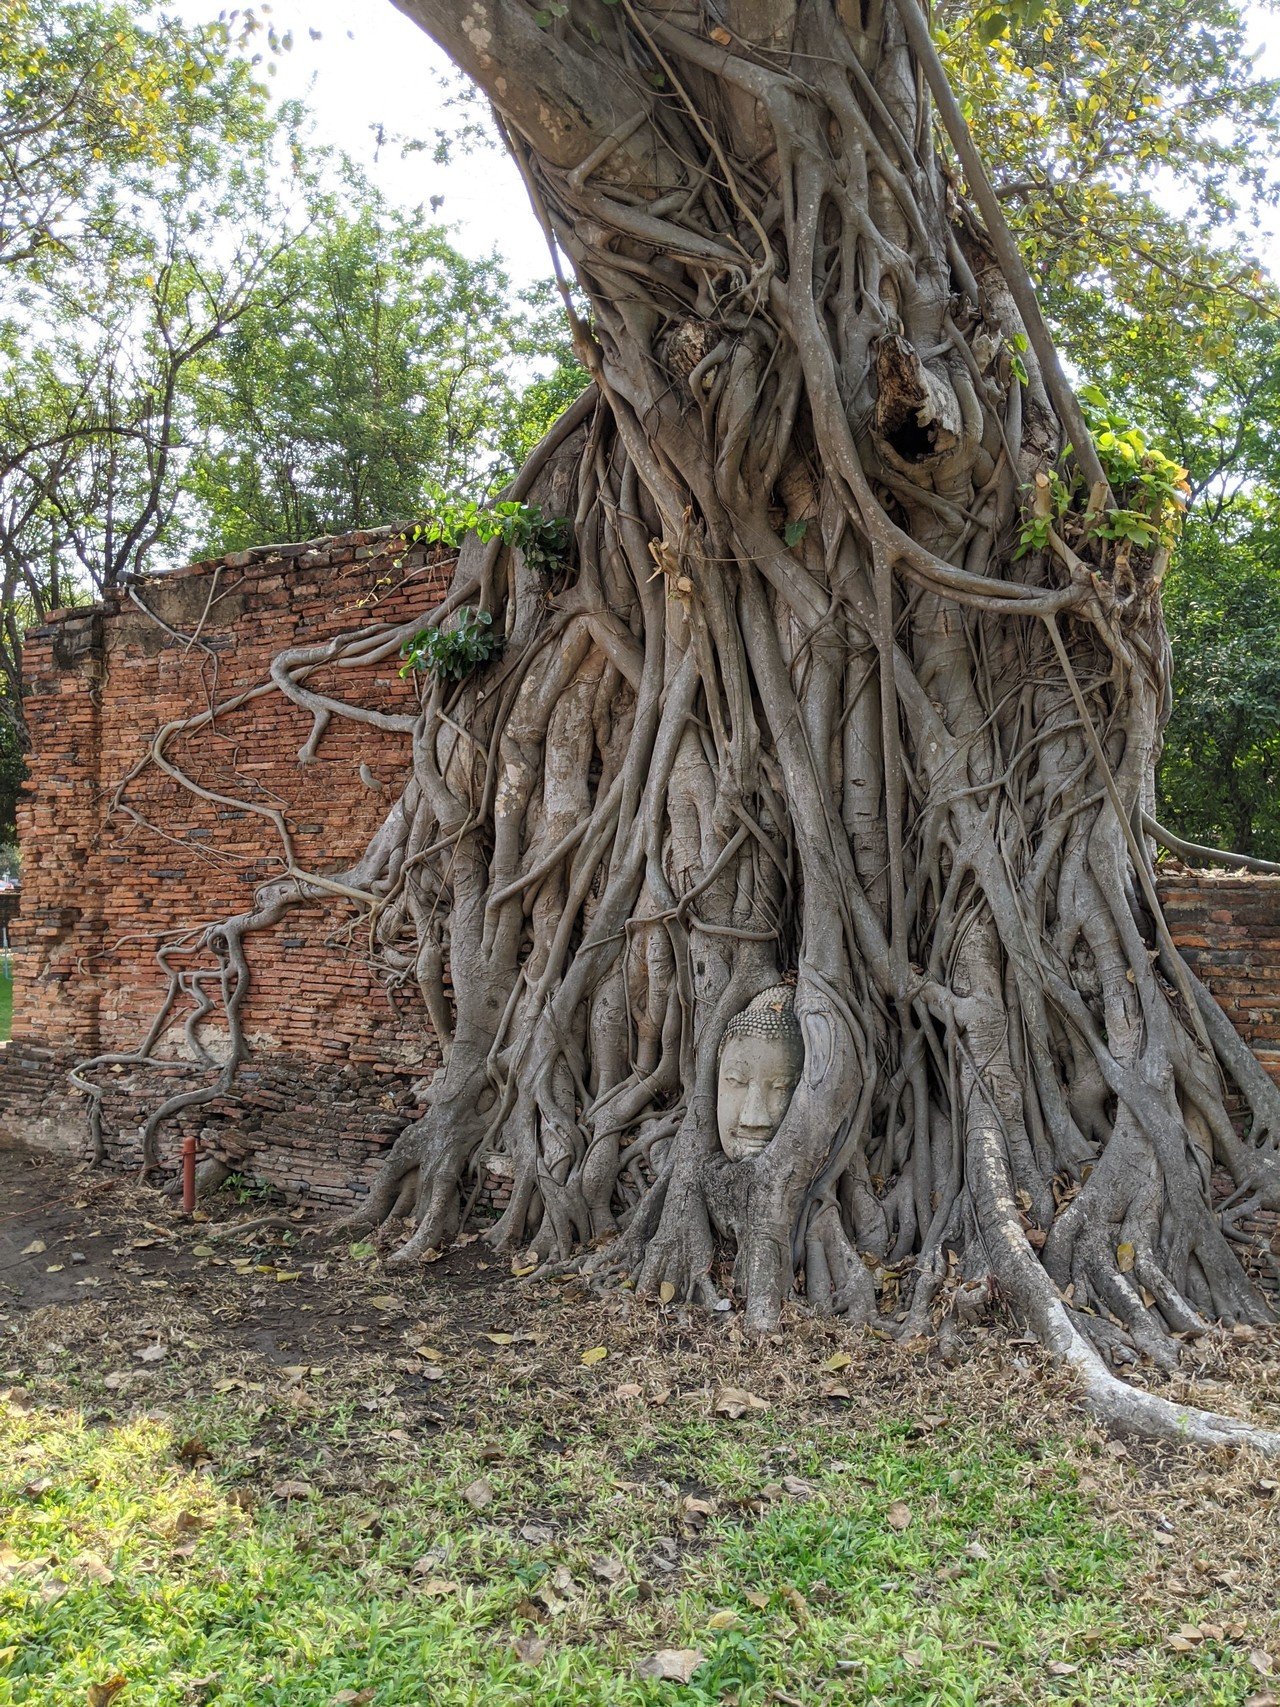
[716,986,803,1163]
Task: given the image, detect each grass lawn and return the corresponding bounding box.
[0,963,11,1041]
[2,1154,1278,1706]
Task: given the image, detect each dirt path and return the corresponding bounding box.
[0,1142,538,1403]
[4,1140,1280,1454]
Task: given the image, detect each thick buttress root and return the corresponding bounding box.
[77,0,1280,1450]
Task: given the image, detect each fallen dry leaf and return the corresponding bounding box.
[270,1480,313,1501]
[781,1585,809,1622]
[637,1650,705,1684]
[590,1556,626,1585]
[462,1478,494,1511]
[713,1386,768,1418]
[87,1679,128,1707]
[20,1239,46,1256]
[69,1551,114,1587]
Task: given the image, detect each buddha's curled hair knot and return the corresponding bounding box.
[719,985,803,1055]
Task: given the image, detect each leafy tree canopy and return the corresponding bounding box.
[184,178,581,554]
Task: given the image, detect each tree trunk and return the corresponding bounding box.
[87,0,1280,1449]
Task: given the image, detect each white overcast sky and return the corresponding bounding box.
[184,0,1280,287]
[209,0,553,286]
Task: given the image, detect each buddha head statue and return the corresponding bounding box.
[716,984,803,1163]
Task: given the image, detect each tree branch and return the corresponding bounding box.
[391,0,654,178]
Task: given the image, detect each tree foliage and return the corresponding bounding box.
[940,0,1280,860]
[185,187,578,552]
[943,0,1280,327]
[0,0,298,746]
[1160,508,1280,858]
[0,0,270,269]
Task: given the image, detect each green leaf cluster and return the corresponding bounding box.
[398,501,569,683]
[409,497,570,580]
[1016,389,1189,558]
[400,606,502,684]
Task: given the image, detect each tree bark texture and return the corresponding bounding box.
[78,0,1280,1448]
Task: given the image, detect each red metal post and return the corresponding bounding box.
[181,1135,197,1216]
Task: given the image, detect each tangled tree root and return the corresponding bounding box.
[75,0,1280,1451]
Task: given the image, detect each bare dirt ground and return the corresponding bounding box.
[4,1141,1280,1450]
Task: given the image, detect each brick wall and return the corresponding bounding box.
[1159,875,1280,1083]
[0,527,452,1204]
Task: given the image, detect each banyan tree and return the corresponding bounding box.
[82,0,1280,1450]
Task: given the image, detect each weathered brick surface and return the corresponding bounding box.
[0,527,452,1202]
[1158,872,1280,1085]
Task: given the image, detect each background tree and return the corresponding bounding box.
[185,181,578,552]
[0,3,583,842]
[0,0,302,825]
[1079,307,1280,859]
[947,0,1280,859]
[1159,508,1280,857]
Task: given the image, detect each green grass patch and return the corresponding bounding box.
[0,962,11,1042]
[0,1392,1262,1705]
